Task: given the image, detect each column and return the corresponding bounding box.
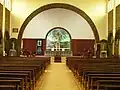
[113,0,116,55]
[2,1,5,56]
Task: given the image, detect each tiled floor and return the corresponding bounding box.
[35,63,83,90]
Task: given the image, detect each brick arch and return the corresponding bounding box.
[18,3,99,44]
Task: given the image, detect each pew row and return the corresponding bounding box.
[66,56,120,90]
[0,56,50,90]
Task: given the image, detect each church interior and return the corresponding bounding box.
[0,0,120,90]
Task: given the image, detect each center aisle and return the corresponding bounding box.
[35,63,83,90]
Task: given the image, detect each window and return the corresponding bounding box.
[5,0,11,10]
[115,0,120,7]
[0,0,11,10]
[108,0,114,12]
[46,27,71,50]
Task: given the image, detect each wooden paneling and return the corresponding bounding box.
[108,10,113,33]
[42,39,46,55]
[71,39,95,56]
[23,39,46,55]
[4,8,10,41]
[23,39,36,53]
[116,5,120,30]
[23,39,95,56]
[5,8,10,32]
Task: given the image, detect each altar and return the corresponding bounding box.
[45,49,72,56]
[45,49,72,63]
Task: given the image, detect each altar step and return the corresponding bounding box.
[50,57,66,63]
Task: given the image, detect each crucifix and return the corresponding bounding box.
[55,32,61,51]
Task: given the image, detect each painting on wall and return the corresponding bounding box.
[46,27,71,50]
[36,39,43,55]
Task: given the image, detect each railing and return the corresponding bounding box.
[45,50,72,56]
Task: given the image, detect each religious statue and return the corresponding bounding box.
[9,41,17,56]
[12,42,15,49]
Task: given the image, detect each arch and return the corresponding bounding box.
[18,3,99,45]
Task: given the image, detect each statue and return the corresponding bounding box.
[12,42,15,49]
[9,41,17,56]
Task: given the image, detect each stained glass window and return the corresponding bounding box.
[46,27,71,50]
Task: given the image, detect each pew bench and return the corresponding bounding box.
[96,80,120,90]
[0,56,50,90]
[66,57,120,90]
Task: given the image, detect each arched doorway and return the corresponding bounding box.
[45,27,72,56]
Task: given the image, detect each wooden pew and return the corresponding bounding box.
[0,56,50,90]
[0,71,32,89]
[0,77,24,90]
[66,57,120,90]
[0,73,28,90]
[0,80,22,90]
[96,80,120,90]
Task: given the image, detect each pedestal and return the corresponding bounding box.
[9,49,17,56]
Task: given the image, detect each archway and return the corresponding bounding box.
[18,3,99,46]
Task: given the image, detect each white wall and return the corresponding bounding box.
[23,8,94,39]
[11,0,107,39]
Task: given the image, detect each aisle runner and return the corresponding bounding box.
[35,63,83,90]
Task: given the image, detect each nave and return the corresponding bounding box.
[35,63,83,90]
